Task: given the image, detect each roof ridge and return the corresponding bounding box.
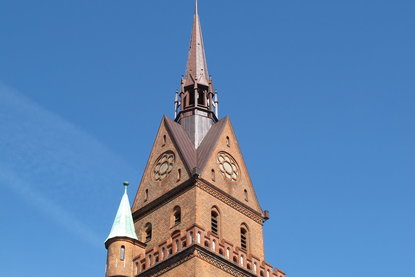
[196,117,228,171]
[164,116,197,172]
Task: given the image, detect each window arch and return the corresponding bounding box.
[240,223,249,251]
[211,206,220,235]
[172,206,181,225]
[144,223,152,242]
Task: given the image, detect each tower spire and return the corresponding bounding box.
[183,0,209,87]
[175,1,219,148]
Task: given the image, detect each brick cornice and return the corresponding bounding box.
[132,177,264,225]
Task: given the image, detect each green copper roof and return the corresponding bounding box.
[105,184,138,242]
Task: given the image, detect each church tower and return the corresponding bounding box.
[105,2,285,277]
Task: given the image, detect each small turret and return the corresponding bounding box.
[105,182,145,277]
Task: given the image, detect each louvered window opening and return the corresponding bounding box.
[211,212,218,235]
[241,228,247,250]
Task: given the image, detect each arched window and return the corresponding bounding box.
[189,231,194,244]
[135,262,139,274]
[211,169,215,181]
[197,232,201,243]
[120,246,125,260]
[173,206,181,225]
[211,207,220,235]
[240,224,249,250]
[226,248,230,259]
[212,240,216,251]
[144,223,152,242]
[226,136,230,147]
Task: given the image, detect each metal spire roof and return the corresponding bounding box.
[183,0,209,87]
[105,182,138,242]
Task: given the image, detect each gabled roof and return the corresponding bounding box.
[106,185,138,242]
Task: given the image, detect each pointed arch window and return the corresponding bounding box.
[144,223,152,242]
[211,207,220,235]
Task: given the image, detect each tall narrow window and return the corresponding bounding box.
[144,223,152,242]
[244,189,248,201]
[144,189,148,202]
[241,225,248,250]
[226,136,230,147]
[211,209,219,235]
[173,206,181,225]
[163,135,167,145]
[211,169,215,181]
[177,168,181,182]
[120,246,125,260]
[197,232,201,243]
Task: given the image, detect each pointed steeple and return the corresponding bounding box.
[105,182,138,242]
[183,0,209,87]
[174,1,219,148]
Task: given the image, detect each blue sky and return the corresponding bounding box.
[0,0,414,276]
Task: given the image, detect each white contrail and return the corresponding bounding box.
[0,82,138,248]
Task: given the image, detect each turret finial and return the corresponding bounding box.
[123,181,129,193]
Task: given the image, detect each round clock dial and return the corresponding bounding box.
[217,152,239,181]
[153,152,175,181]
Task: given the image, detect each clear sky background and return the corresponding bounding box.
[0,0,414,276]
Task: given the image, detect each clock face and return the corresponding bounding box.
[153,152,175,181]
[217,152,239,181]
